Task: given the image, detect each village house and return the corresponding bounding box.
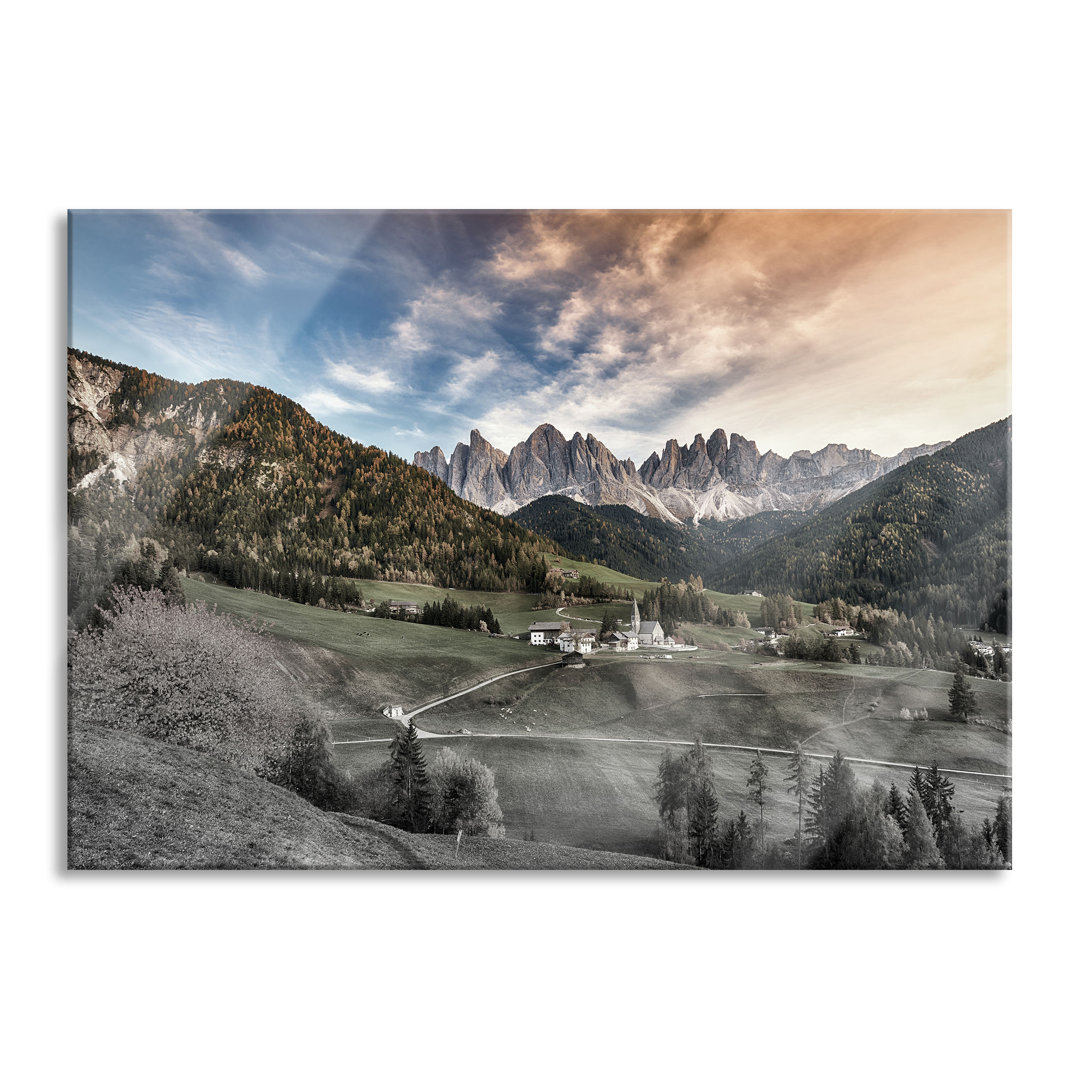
[829,627,856,637]
[758,626,777,640]
[558,630,596,654]
[528,621,565,646]
[388,600,421,617]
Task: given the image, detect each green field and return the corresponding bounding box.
[184,576,1011,859]
[182,576,548,719]
[334,736,1008,857]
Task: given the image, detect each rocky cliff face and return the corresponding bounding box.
[414,423,950,523]
[67,351,240,494]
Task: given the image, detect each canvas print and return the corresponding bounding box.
[67,210,1011,870]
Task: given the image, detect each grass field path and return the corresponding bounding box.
[555,606,604,623]
[331,662,1011,780]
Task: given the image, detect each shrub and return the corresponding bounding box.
[429,748,505,837]
[70,587,306,779]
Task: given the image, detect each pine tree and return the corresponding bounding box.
[924,760,956,841]
[948,665,977,719]
[687,775,720,867]
[904,791,944,868]
[908,765,929,815]
[884,783,909,832]
[746,750,769,863]
[993,795,1012,864]
[785,744,811,869]
[388,720,432,832]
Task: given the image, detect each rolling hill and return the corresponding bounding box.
[68,722,684,870]
[710,417,1011,628]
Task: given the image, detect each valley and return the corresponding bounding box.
[181,575,1011,859]
[67,347,1012,870]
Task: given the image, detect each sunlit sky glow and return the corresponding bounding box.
[69,209,1010,462]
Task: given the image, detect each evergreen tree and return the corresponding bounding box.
[388,720,432,832]
[785,744,811,869]
[908,765,929,814]
[993,795,1012,864]
[884,783,909,832]
[687,775,720,867]
[924,760,956,841]
[904,791,944,868]
[746,750,769,863]
[948,665,977,720]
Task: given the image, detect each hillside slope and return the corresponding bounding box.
[711,418,1011,627]
[68,349,565,623]
[511,495,809,584]
[68,723,683,870]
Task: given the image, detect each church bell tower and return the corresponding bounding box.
[631,597,641,635]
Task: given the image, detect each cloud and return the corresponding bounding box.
[461,211,1009,460]
[298,388,375,416]
[326,359,400,394]
[158,210,268,284]
[113,301,282,385]
[444,350,505,403]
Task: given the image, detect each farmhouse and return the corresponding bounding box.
[740,589,763,597]
[829,627,856,637]
[758,627,777,640]
[528,621,565,646]
[388,600,421,617]
[382,704,404,719]
[558,630,596,654]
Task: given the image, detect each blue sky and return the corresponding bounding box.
[69,209,1010,463]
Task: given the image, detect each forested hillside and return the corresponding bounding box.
[510,495,809,583]
[68,350,564,623]
[711,419,1011,629]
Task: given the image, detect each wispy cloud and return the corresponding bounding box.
[298,388,375,416]
[158,210,268,284]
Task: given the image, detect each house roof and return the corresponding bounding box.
[529,622,564,632]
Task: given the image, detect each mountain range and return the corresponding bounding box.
[414,424,949,522]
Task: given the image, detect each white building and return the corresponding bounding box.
[637,620,666,647]
[558,631,595,654]
[528,621,564,646]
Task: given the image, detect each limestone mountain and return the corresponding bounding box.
[414,423,949,523]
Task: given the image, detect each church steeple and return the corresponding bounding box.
[631,597,641,635]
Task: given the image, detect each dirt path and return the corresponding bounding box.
[400,659,565,724]
[330,661,1011,782]
[799,676,860,749]
[555,606,604,623]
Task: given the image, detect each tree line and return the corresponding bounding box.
[373,596,503,635]
[655,739,1010,869]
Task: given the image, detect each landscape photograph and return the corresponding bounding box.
[66,208,1011,870]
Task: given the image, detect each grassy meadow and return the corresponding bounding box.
[183,575,1010,859]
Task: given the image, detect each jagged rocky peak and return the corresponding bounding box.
[723,433,761,484]
[706,428,728,465]
[413,445,449,484]
[410,418,950,524]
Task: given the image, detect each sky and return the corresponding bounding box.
[69,209,1010,463]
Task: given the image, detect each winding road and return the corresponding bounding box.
[331,658,1011,781]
